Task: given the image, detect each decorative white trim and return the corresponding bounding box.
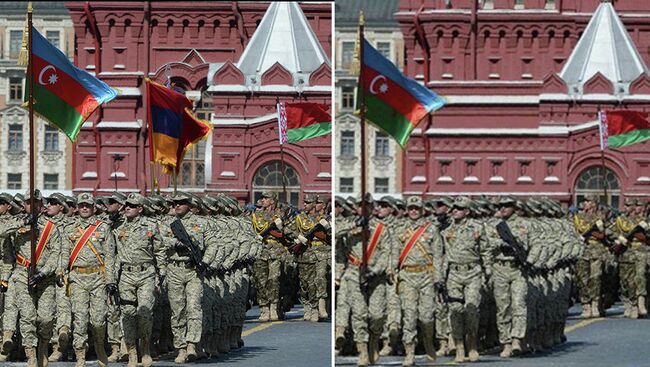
[404,191,571,197]
[411,175,426,183]
[96,120,142,130]
[110,172,126,178]
[220,171,236,177]
[205,132,213,184]
[115,87,141,96]
[207,85,331,93]
[517,176,533,183]
[463,176,479,183]
[98,71,145,76]
[425,120,600,136]
[212,113,276,126]
[637,176,650,183]
[82,171,97,179]
[489,176,505,183]
[544,176,560,183]
[317,172,331,178]
[437,176,453,183]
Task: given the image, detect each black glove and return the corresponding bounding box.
[28,272,46,288]
[0,281,7,293]
[196,261,208,275]
[174,242,190,256]
[109,212,121,229]
[56,274,65,288]
[106,283,119,295]
[433,281,446,293]
[158,274,166,288]
[501,243,516,256]
[23,213,38,226]
[355,216,369,229]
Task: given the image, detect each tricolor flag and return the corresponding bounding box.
[277,102,331,144]
[599,110,650,150]
[360,39,445,148]
[24,26,117,141]
[146,79,212,174]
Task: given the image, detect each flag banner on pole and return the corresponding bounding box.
[277,102,331,144]
[24,26,117,142]
[146,79,212,174]
[600,110,650,149]
[360,39,445,148]
[598,111,609,151]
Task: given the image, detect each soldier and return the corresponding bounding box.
[632,199,649,317]
[164,191,214,363]
[1,190,63,367]
[394,196,443,367]
[433,196,454,357]
[251,191,291,322]
[440,197,491,363]
[334,197,355,355]
[62,193,115,367]
[573,194,610,318]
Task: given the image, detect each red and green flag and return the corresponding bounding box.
[24,26,117,142]
[360,38,445,148]
[599,110,650,149]
[277,102,331,144]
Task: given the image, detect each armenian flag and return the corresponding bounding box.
[360,39,445,148]
[599,110,650,149]
[277,102,331,144]
[146,79,212,174]
[25,26,117,141]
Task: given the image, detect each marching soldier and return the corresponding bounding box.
[394,196,444,366]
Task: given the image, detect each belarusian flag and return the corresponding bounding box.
[24,26,117,142]
[599,110,650,149]
[277,102,331,144]
[360,39,445,148]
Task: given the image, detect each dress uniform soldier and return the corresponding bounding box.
[62,193,115,367]
[394,196,444,367]
[251,191,291,322]
[1,190,63,367]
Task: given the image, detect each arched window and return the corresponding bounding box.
[574,166,621,208]
[252,161,300,205]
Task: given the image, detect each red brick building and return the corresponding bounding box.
[65,1,332,204]
[396,0,650,208]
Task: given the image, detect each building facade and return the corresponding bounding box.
[0,2,73,195]
[65,1,331,204]
[335,0,404,198]
[397,0,650,207]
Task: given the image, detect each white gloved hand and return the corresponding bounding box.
[319,218,330,230]
[298,234,308,245]
[274,218,283,230]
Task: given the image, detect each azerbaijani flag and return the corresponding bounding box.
[360,39,445,148]
[277,102,331,144]
[25,26,117,141]
[599,110,650,149]
[146,79,212,174]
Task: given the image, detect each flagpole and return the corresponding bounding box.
[597,109,609,204]
[358,11,369,275]
[27,2,36,276]
[172,169,178,196]
[280,143,288,204]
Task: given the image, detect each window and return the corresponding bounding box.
[375,178,389,193]
[7,174,21,190]
[44,126,59,151]
[9,30,22,59]
[375,131,389,157]
[45,31,60,49]
[9,77,22,102]
[44,174,58,190]
[376,42,391,60]
[8,124,23,151]
[340,130,355,157]
[341,41,355,70]
[179,140,205,187]
[341,86,355,110]
[340,177,354,193]
[252,161,301,206]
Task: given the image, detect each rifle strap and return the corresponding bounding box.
[365,222,384,264]
[399,222,431,269]
[68,220,103,270]
[34,220,55,266]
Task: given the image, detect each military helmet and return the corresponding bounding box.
[76,193,95,206]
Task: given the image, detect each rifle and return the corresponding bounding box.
[290,221,329,255]
[496,221,530,270]
[434,281,465,304]
[625,222,649,245]
[170,219,207,276]
[112,265,138,307]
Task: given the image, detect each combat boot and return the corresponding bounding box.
[107,344,120,362]
[499,343,512,358]
[402,343,415,367]
[379,339,392,357]
[553,323,562,345]
[639,296,648,317]
[542,327,554,350]
[126,345,138,367]
[186,342,198,361]
[356,343,369,367]
[59,326,70,347]
[318,298,329,319]
[25,346,37,367]
[230,327,239,349]
[94,334,109,367]
[511,338,522,356]
[630,305,639,319]
[454,338,465,363]
[141,339,153,367]
[119,339,129,362]
[74,348,86,367]
[623,299,631,318]
[218,330,231,354]
[310,307,320,322]
[0,351,7,362]
[2,330,13,354]
[581,303,591,318]
[436,339,448,357]
[467,333,479,362]
[269,303,280,321]
[591,299,601,318]
[174,348,187,364]
[422,322,436,361]
[303,304,312,321]
[259,306,270,322]
[335,326,346,351]
[48,342,63,362]
[448,334,456,354]
[237,326,245,348]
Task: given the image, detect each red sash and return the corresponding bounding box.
[364,223,384,265]
[398,222,431,269]
[68,220,102,270]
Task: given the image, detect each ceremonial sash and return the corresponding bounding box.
[398,222,431,269]
[364,223,384,264]
[68,220,102,270]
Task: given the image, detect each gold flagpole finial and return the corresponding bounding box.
[359,10,365,26]
[17,2,32,66]
[27,1,32,12]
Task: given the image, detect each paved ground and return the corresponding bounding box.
[336,302,650,367]
[6,305,331,367]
